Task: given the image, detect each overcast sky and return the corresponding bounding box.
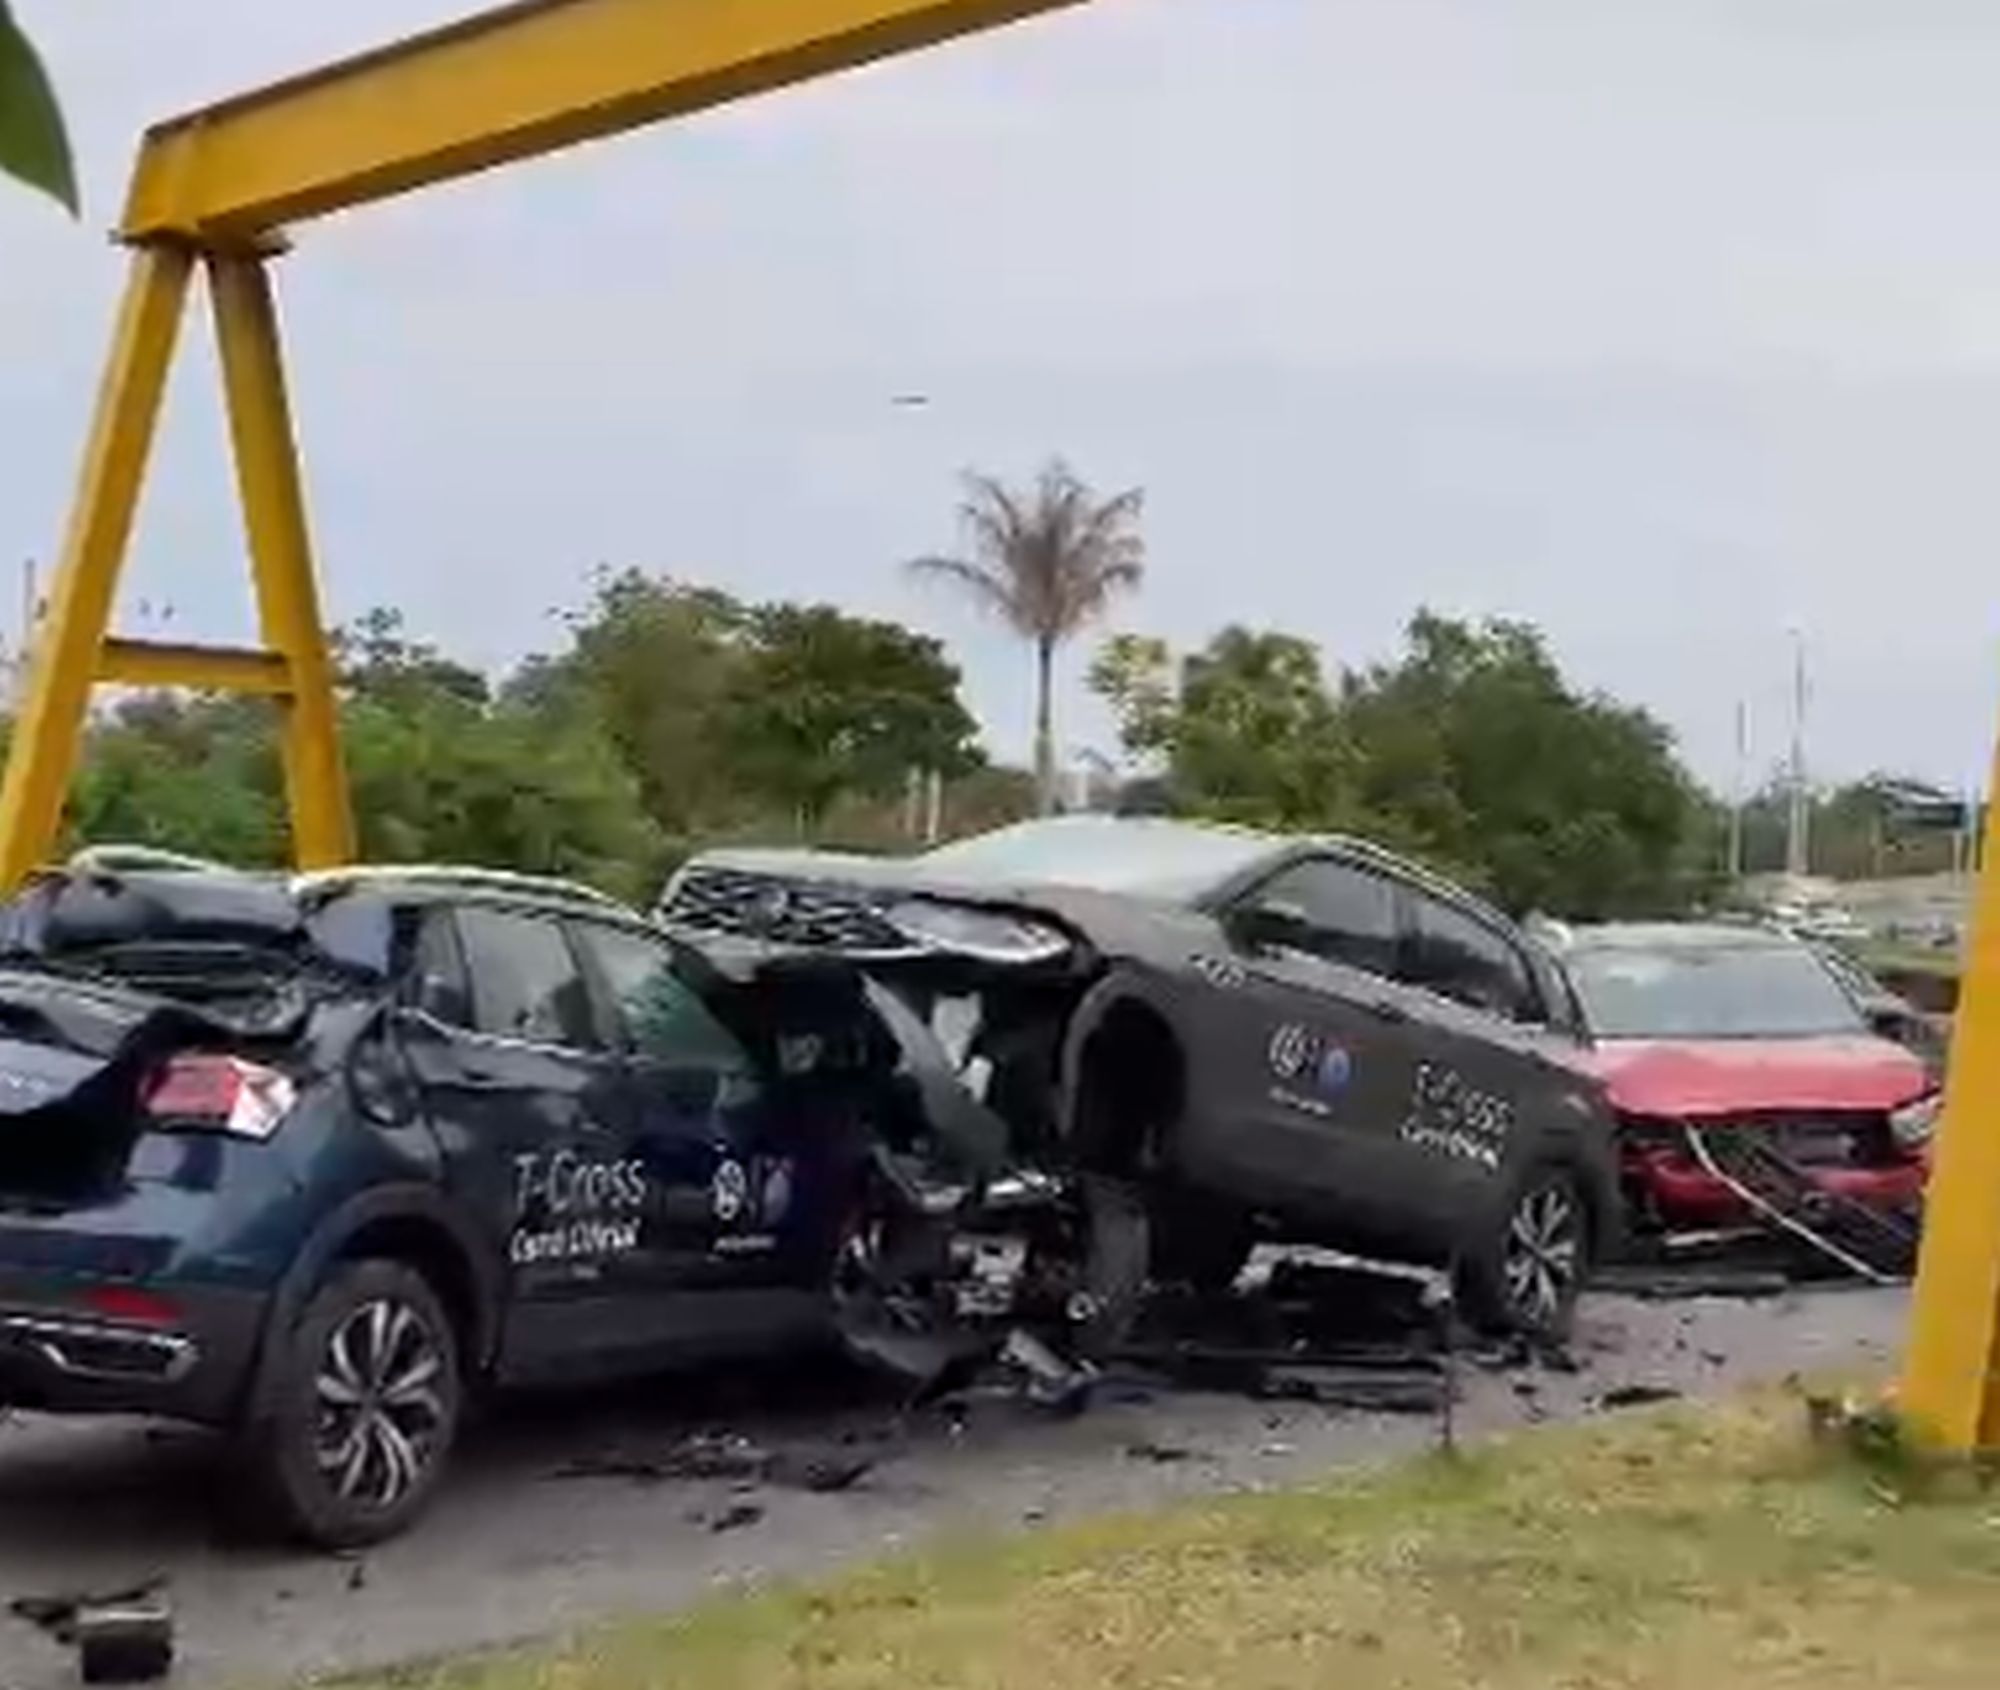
[6,0,2000,796]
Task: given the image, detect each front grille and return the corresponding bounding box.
[1722,1111,1895,1169]
[661,868,912,953]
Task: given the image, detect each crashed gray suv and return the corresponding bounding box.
[657,816,1620,1335]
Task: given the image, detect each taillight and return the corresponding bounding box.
[83,1284,183,1328]
[143,1054,297,1140]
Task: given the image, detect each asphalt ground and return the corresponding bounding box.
[0,1281,1907,1689]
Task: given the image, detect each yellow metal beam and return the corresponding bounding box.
[1902,766,2000,1447]
[122,0,1090,240]
[208,255,356,869]
[97,637,295,696]
[0,247,194,888]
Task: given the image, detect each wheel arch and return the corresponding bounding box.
[242,1185,502,1422]
[1058,970,1194,1175]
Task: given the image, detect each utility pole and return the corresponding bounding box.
[1785,631,1810,879]
[11,559,35,712]
[1728,699,1748,881]
[923,769,943,846]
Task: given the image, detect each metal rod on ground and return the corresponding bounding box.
[1728,699,1747,882]
[1684,1126,1895,1285]
[1434,1266,1457,1456]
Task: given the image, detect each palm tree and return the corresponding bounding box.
[909,459,1145,814]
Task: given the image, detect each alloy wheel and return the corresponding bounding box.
[1501,1180,1584,1329]
[313,1297,451,1511]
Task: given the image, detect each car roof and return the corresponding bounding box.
[918,814,1517,924]
[32,851,648,934]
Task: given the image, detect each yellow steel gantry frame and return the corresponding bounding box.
[8,0,2000,1452]
[0,0,1092,889]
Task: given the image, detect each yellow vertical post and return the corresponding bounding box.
[1903,751,2000,1448]
[207,253,356,871]
[0,245,195,890]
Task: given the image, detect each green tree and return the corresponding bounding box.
[1093,610,1710,917]
[724,603,981,834]
[342,689,665,903]
[335,606,490,709]
[0,3,75,212]
[509,570,751,847]
[1093,628,1354,830]
[63,609,667,900]
[69,694,287,865]
[1342,612,1706,916]
[910,460,1144,815]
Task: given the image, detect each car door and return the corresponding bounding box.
[1396,889,1573,1231]
[1206,855,1428,1222]
[397,901,638,1380]
[566,918,803,1292]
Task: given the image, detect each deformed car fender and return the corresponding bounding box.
[1505,1068,1627,1261]
[239,1182,503,1421]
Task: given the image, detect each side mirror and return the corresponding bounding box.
[1868,1007,1909,1043]
[1227,899,1308,953]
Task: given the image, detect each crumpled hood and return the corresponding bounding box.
[677,844,1104,912]
[663,845,1192,966]
[1582,1034,1930,1118]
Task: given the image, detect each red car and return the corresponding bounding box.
[1555,923,1934,1235]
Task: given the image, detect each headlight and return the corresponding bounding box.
[884,899,1070,965]
[1889,1093,1942,1151]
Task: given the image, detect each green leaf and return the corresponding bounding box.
[0,1,77,214]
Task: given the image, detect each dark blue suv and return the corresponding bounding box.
[0,853,892,1546]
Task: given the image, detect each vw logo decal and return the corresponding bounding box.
[1267,1023,1322,1081]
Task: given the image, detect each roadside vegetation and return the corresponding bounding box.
[341,1392,2000,1690]
[0,2,75,216]
[10,456,1737,919]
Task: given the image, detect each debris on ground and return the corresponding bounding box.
[1124,1440,1210,1464]
[556,1432,879,1495]
[704,1502,766,1534]
[996,1328,1097,1416]
[1596,1383,1684,1411]
[1591,1265,1795,1301]
[9,1580,173,1684]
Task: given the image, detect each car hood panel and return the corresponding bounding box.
[1584,1035,1929,1117]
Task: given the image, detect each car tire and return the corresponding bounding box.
[240,1259,464,1549]
[1456,1162,1591,1339]
[1068,1174,1152,1358]
[1148,1195,1254,1294]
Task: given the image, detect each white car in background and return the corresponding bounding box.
[1792,904,1869,945]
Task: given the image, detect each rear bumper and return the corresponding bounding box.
[0,1281,267,1425]
[1627,1151,1926,1229]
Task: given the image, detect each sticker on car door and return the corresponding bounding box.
[1398,1060,1513,1171]
[1266,1022,1356,1117]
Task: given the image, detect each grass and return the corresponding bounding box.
[342,1393,2000,1690]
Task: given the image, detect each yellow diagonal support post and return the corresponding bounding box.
[208,254,356,870]
[0,246,194,888]
[1901,761,2000,1447]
